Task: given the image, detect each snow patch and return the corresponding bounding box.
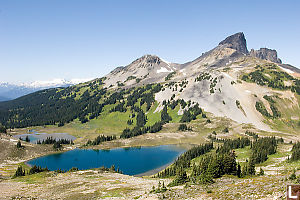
[157,67,173,73]
[245,90,251,93]
[160,58,171,66]
[20,78,94,88]
[222,72,233,79]
[180,69,187,76]
[280,66,294,74]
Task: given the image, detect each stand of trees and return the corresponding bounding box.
[242,65,300,95]
[156,137,264,186]
[13,165,49,178]
[250,137,277,164]
[290,142,300,161]
[189,151,238,184]
[36,137,73,150]
[86,135,117,146]
[245,130,258,139]
[28,165,49,175]
[0,82,163,129]
[180,103,203,123]
[178,124,192,131]
[121,102,171,139]
[0,125,6,133]
[13,166,26,177]
[255,101,272,118]
[161,106,172,123]
[120,121,164,139]
[156,143,214,179]
[19,136,30,143]
[36,137,73,145]
[216,137,251,154]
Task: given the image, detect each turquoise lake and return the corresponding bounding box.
[26,145,186,176]
[15,131,76,144]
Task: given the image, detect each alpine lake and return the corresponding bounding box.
[26,144,187,176]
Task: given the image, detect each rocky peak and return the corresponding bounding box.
[132,55,162,65]
[218,32,248,54]
[250,48,282,63]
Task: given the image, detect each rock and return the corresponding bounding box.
[218,32,248,54]
[132,55,162,65]
[250,48,282,63]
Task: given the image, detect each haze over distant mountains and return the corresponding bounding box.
[0,78,93,101]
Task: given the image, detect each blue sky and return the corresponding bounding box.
[0,0,299,83]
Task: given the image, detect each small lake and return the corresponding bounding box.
[27,145,186,176]
[15,131,76,144]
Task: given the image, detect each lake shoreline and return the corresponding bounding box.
[134,162,171,177]
[26,145,186,176]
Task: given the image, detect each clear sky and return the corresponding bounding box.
[0,0,299,83]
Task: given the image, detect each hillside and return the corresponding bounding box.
[1,32,300,200]
[0,32,299,141]
[0,78,92,100]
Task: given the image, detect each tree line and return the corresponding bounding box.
[0,81,163,129]
[250,137,277,164]
[86,135,117,146]
[242,65,300,95]
[14,165,49,178]
[290,142,300,161]
[156,136,276,186]
[156,143,214,179]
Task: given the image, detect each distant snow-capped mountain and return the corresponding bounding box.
[19,78,93,88]
[0,78,94,101]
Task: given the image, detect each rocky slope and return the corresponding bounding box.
[104,55,180,88]
[102,32,299,132]
[250,48,282,63]
[0,32,299,135]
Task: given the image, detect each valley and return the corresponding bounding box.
[0,32,300,199]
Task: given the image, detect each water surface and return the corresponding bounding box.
[27,145,186,175]
[15,130,76,144]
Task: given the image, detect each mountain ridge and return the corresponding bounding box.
[104,32,298,87]
[0,78,94,100]
[0,32,299,136]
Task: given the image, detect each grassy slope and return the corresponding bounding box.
[240,64,300,135]
[145,102,161,126]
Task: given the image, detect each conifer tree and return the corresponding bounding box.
[25,135,30,142]
[259,168,264,176]
[16,140,22,148]
[14,166,25,177]
[237,163,241,178]
[161,106,172,123]
[248,160,256,175]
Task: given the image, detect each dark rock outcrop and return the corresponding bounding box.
[218,32,248,54]
[250,48,282,64]
[110,66,125,75]
[132,55,162,65]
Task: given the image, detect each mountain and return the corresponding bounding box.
[250,48,282,63]
[0,96,11,102]
[0,32,299,136]
[104,55,180,88]
[0,78,93,101]
[218,32,248,54]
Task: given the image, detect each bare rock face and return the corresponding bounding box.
[109,66,125,75]
[131,55,162,66]
[250,48,282,63]
[218,32,248,54]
